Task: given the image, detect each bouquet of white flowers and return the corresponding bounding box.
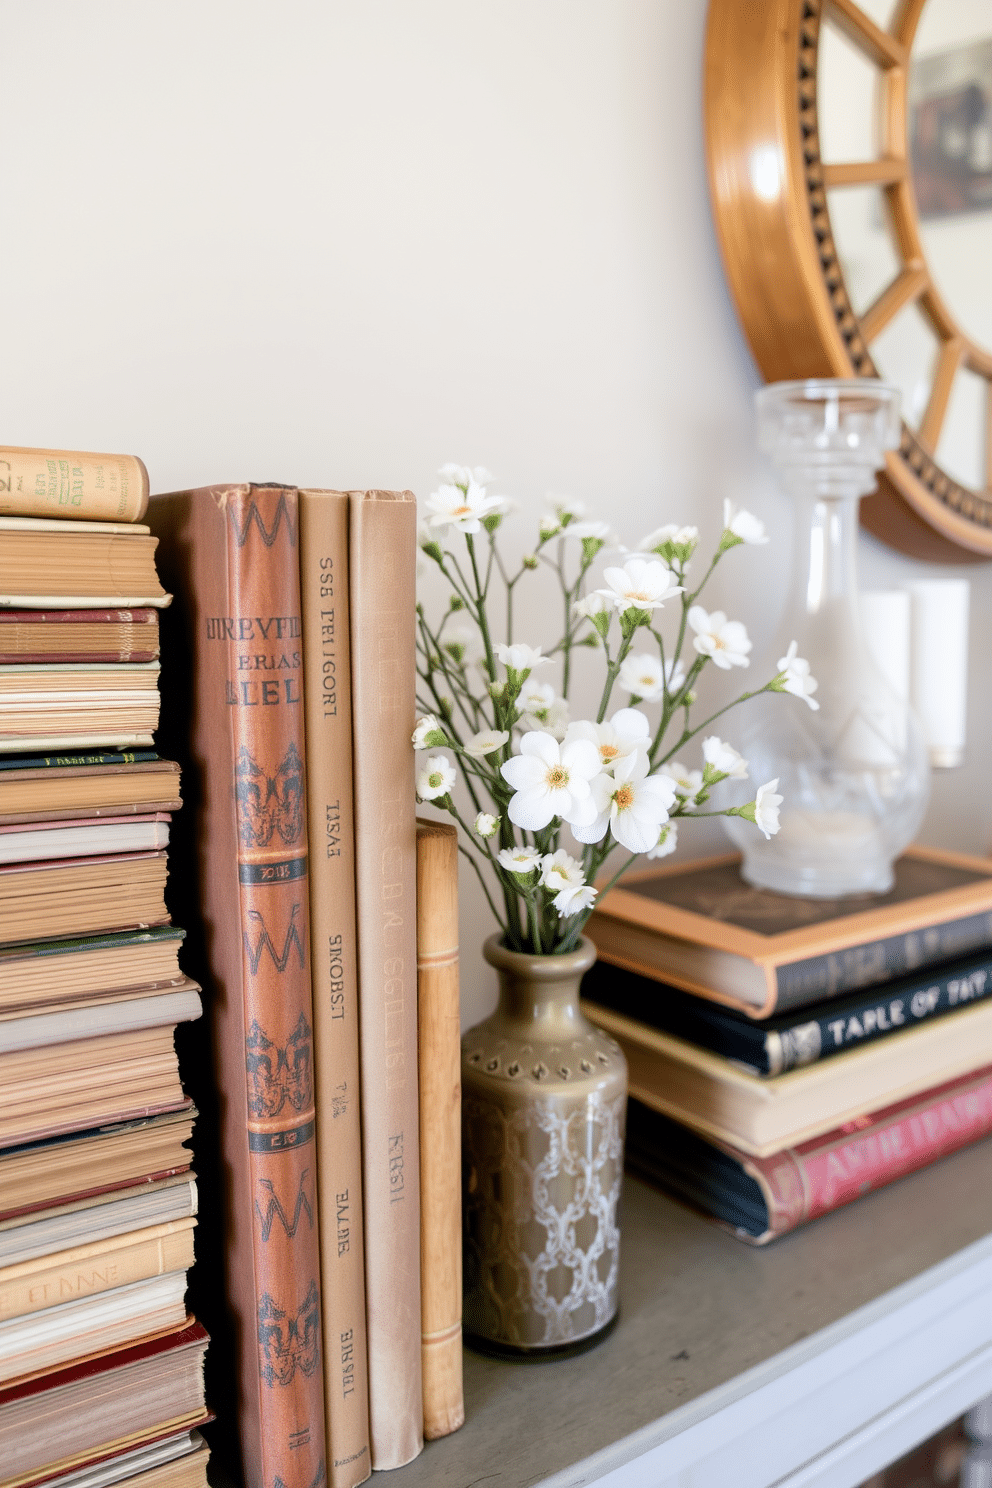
[413,464,818,955]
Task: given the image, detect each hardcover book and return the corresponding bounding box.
[581,948,992,1075]
[149,484,326,1488]
[0,756,181,825]
[0,608,159,664]
[0,447,149,524]
[587,846,992,1016]
[0,927,187,1016]
[0,515,169,610]
[0,850,170,944]
[585,994,992,1155]
[625,1063,992,1243]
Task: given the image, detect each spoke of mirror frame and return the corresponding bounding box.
[860,264,928,345]
[823,0,906,69]
[918,338,965,453]
[986,383,992,494]
[889,0,928,52]
[823,160,906,187]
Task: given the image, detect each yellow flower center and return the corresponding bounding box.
[600,743,619,760]
[453,504,471,516]
[546,766,569,789]
[613,784,634,811]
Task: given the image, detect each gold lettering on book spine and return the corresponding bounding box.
[224,489,326,1488]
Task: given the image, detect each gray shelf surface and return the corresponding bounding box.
[394,1137,992,1488]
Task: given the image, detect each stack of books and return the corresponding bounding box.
[0,447,210,1488]
[150,485,464,1488]
[582,849,992,1243]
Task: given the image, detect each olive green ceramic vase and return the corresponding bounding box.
[461,934,627,1358]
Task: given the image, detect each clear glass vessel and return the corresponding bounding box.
[724,379,930,898]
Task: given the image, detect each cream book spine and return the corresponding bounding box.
[349,490,422,1471]
[299,489,371,1488]
[0,1217,196,1321]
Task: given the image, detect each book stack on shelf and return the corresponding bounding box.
[150,484,464,1488]
[582,850,992,1244]
[0,448,210,1488]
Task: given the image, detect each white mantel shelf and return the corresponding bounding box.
[393,1138,992,1488]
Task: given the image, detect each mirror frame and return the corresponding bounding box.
[705,0,992,562]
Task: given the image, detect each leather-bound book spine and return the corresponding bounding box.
[298,490,370,1488]
[0,446,149,522]
[415,818,464,1441]
[349,490,422,1471]
[149,485,326,1488]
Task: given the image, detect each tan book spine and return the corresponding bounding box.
[415,818,464,1441]
[299,490,371,1488]
[0,1217,195,1321]
[349,490,422,1470]
[0,448,149,523]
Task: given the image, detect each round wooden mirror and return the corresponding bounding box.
[705,0,992,561]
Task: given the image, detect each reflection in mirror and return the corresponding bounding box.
[816,0,992,494]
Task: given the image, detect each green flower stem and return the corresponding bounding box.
[456,840,506,934]
[526,894,544,955]
[686,549,723,605]
[595,626,636,723]
[657,681,776,766]
[464,535,499,685]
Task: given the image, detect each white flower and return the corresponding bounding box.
[464,728,509,758]
[597,557,682,614]
[564,708,650,774]
[550,495,586,521]
[438,463,495,489]
[517,679,570,739]
[500,730,603,831]
[661,760,703,802]
[701,736,749,779]
[617,652,685,701]
[647,821,678,858]
[754,779,783,838]
[639,524,699,553]
[561,520,617,544]
[723,499,769,545]
[497,845,542,875]
[688,606,752,669]
[540,849,597,916]
[774,640,820,710]
[495,642,549,675]
[539,513,561,538]
[442,622,484,666]
[572,751,678,853]
[416,752,456,801]
[572,592,611,621]
[425,479,503,534]
[474,812,500,837]
[412,714,446,750]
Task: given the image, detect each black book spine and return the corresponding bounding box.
[582,953,992,1075]
[774,910,992,1008]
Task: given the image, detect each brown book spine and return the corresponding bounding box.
[415,819,464,1441]
[299,490,371,1488]
[349,490,422,1470]
[0,1217,196,1321]
[0,448,149,523]
[148,486,326,1488]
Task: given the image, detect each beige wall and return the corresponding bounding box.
[2,1,989,1023]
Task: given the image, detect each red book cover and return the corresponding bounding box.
[0,1319,209,1404]
[754,1063,992,1234]
[0,608,159,664]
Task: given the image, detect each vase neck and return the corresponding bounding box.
[496,971,586,1036]
[786,491,862,629]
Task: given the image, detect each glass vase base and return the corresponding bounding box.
[463,1311,619,1363]
[741,851,893,898]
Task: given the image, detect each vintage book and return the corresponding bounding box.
[0,928,186,1016]
[26,1429,210,1488]
[0,1215,196,1323]
[0,1276,191,1384]
[585,995,992,1156]
[0,1320,208,1480]
[0,448,149,524]
[415,819,464,1442]
[149,484,326,1488]
[0,663,161,751]
[0,1106,195,1222]
[581,948,992,1075]
[0,609,159,664]
[298,489,370,1488]
[0,850,170,943]
[0,756,181,825]
[626,1063,992,1243]
[0,815,171,866]
[0,1022,193,1149]
[0,516,169,610]
[0,1175,197,1267]
[0,982,200,1054]
[349,490,422,1471]
[587,846,992,1017]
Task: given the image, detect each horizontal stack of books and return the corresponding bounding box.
[582,848,992,1243]
[0,448,209,1488]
